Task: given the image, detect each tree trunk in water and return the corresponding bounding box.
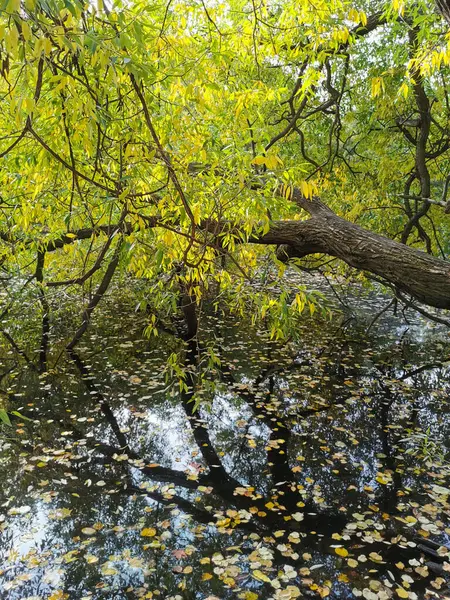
[254,195,450,310]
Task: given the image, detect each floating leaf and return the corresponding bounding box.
[101,565,118,576]
[141,527,157,537]
[252,569,271,583]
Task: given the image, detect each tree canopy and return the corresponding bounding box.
[0,0,449,342]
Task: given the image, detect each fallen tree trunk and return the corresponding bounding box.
[253,192,450,310]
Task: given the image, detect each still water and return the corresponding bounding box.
[0,279,450,600]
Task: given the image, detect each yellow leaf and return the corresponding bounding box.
[252,569,271,583]
[369,551,384,563]
[392,0,405,15]
[399,82,409,99]
[335,547,348,557]
[371,77,384,98]
[348,7,359,22]
[48,592,68,600]
[22,22,32,42]
[265,154,282,169]
[241,593,258,600]
[282,184,293,199]
[252,156,266,166]
[42,37,52,56]
[376,472,392,485]
[397,588,409,598]
[300,180,310,198]
[405,516,417,524]
[251,154,281,169]
[85,554,99,564]
[418,529,429,538]
[101,565,118,576]
[202,573,213,581]
[141,527,157,537]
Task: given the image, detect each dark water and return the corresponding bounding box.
[1,279,450,600]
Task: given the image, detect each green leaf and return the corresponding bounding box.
[0,409,11,426]
[10,410,33,422]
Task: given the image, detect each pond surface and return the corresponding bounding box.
[1,278,450,600]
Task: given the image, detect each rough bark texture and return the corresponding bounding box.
[254,193,450,310]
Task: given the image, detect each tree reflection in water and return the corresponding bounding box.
[0,295,450,599]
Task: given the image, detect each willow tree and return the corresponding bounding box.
[0,0,449,348]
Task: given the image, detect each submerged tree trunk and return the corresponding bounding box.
[254,193,450,310]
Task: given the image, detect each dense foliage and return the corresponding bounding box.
[0,0,449,338]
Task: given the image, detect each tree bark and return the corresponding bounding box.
[253,193,450,310]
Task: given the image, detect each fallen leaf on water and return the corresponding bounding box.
[101,565,118,576]
[85,555,99,564]
[252,569,271,583]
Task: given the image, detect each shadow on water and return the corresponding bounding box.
[0,280,450,599]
